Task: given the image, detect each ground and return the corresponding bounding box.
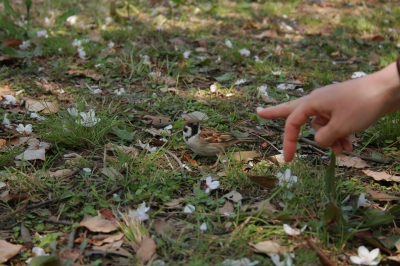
[0,0,400,265]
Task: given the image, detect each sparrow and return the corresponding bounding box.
[183,120,257,159]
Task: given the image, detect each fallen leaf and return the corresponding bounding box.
[247,175,278,189]
[336,154,369,168]
[25,99,59,113]
[141,115,171,125]
[0,85,15,96]
[100,167,123,180]
[92,240,131,257]
[267,154,287,167]
[363,170,400,182]
[169,37,185,46]
[1,193,29,203]
[232,151,260,161]
[255,29,278,39]
[160,87,178,93]
[159,76,176,86]
[366,189,400,201]
[78,215,118,233]
[0,240,23,263]
[0,182,6,189]
[1,38,22,48]
[92,233,124,246]
[195,38,207,48]
[67,69,103,80]
[218,201,234,215]
[222,191,243,203]
[250,200,277,211]
[249,240,290,254]
[105,144,139,157]
[58,249,80,263]
[48,169,75,178]
[181,111,209,122]
[165,198,184,207]
[15,148,46,161]
[153,219,172,238]
[371,35,385,42]
[387,255,400,262]
[136,236,156,263]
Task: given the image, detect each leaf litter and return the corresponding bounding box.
[0,0,400,265]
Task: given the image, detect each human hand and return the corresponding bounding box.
[257,63,400,162]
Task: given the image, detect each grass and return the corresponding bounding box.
[0,0,400,265]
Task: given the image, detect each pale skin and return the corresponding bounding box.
[257,62,400,162]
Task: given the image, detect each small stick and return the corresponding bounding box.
[306,238,335,266]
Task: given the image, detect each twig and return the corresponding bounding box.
[163,149,188,177]
[306,238,335,266]
[43,219,74,226]
[106,186,123,197]
[0,201,28,221]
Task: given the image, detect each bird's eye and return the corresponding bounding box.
[183,127,188,132]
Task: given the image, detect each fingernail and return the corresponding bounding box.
[256,106,264,113]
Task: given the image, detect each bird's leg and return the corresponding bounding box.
[210,155,221,169]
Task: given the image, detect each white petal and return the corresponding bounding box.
[350,256,364,264]
[358,246,370,259]
[367,248,380,261]
[209,181,220,189]
[283,224,300,236]
[357,193,367,208]
[32,247,47,256]
[284,169,291,180]
[200,222,207,231]
[205,176,212,185]
[138,202,149,213]
[270,253,284,266]
[184,204,195,213]
[300,224,307,232]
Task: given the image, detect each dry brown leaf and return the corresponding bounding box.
[92,240,131,257]
[232,151,260,161]
[153,219,172,238]
[141,115,171,125]
[78,215,118,233]
[92,233,124,246]
[218,201,234,215]
[0,240,23,263]
[181,111,209,122]
[105,144,139,157]
[1,38,22,48]
[336,154,369,168]
[247,175,278,189]
[159,76,176,86]
[0,55,16,62]
[160,87,178,94]
[250,200,277,211]
[255,29,278,39]
[15,148,46,161]
[165,198,184,207]
[267,154,287,167]
[362,170,400,182]
[1,193,29,203]
[249,240,290,254]
[100,167,123,181]
[169,37,185,46]
[48,169,75,178]
[366,189,400,201]
[136,236,156,263]
[67,69,103,80]
[387,254,400,262]
[222,191,243,203]
[25,99,59,113]
[0,85,15,96]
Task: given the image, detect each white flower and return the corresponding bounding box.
[234,79,247,85]
[149,72,162,77]
[277,83,296,90]
[271,71,282,76]
[67,107,79,117]
[205,176,220,193]
[258,85,268,96]
[44,17,51,25]
[296,88,304,92]
[138,140,157,152]
[2,95,18,105]
[72,39,82,47]
[210,83,218,93]
[183,50,191,59]
[37,30,48,38]
[216,56,221,63]
[113,193,119,198]
[16,124,32,135]
[114,88,125,95]
[77,109,101,127]
[357,193,367,208]
[30,112,46,121]
[156,25,164,31]
[26,247,49,264]
[83,168,91,173]
[90,88,103,95]
[221,258,259,266]
[283,224,307,236]
[200,222,207,231]
[276,169,298,188]
[140,54,151,65]
[66,15,78,25]
[19,40,30,50]
[254,56,263,63]
[108,41,115,49]
[58,47,62,52]
[225,39,233,48]
[239,48,250,57]
[184,204,195,213]
[55,89,65,94]
[2,113,12,129]
[77,47,86,59]
[270,253,295,266]
[350,246,380,265]
[105,17,113,24]
[129,202,150,221]
[351,71,367,79]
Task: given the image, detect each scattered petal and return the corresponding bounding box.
[234,79,247,85]
[114,88,125,95]
[200,222,207,231]
[283,224,306,236]
[129,202,150,221]
[276,169,298,188]
[184,204,195,213]
[239,48,250,57]
[225,39,233,48]
[205,176,220,193]
[351,71,367,79]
